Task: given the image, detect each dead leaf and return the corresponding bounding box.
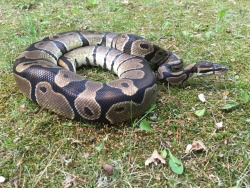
[83,152,90,158]
[122,0,129,5]
[185,144,193,154]
[185,140,207,154]
[192,140,207,151]
[13,137,20,143]
[67,138,83,145]
[165,119,184,125]
[155,173,161,181]
[20,104,26,112]
[0,176,5,183]
[222,91,229,100]
[102,164,113,175]
[198,93,206,102]
[145,150,166,166]
[62,157,73,167]
[215,121,223,129]
[62,175,76,188]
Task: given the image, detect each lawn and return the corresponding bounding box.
[0,0,249,187]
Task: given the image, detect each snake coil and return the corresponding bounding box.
[13,31,227,124]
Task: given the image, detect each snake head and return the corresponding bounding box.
[193,61,228,77]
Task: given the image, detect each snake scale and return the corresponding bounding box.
[13,30,228,124]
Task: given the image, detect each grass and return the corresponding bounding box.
[0,0,249,187]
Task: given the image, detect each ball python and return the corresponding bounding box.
[13,30,228,124]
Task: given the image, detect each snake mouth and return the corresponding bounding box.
[195,62,228,77]
[212,64,229,74]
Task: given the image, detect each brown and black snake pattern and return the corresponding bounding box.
[13,31,228,124]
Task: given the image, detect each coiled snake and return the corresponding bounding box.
[13,31,228,124]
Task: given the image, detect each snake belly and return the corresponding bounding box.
[13,31,160,124]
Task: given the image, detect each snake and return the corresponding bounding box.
[13,30,228,124]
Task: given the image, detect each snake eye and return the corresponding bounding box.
[198,69,213,74]
[52,35,59,39]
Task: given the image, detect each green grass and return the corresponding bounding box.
[0,0,249,187]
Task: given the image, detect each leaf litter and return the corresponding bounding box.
[145,150,166,166]
[185,140,208,154]
[145,149,184,175]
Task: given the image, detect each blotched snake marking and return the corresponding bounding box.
[13,31,228,124]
